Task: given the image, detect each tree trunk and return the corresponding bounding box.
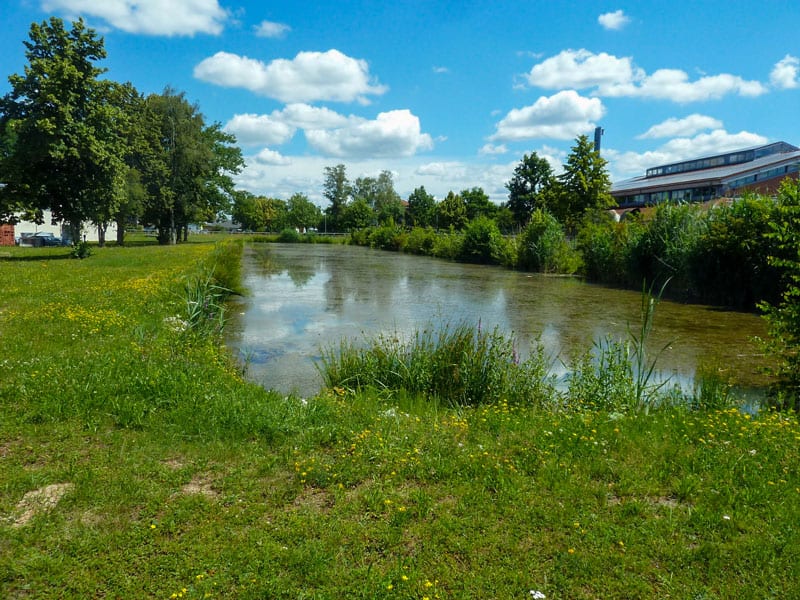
[116,219,125,246]
[97,223,106,247]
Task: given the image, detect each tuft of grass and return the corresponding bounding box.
[319,322,557,407]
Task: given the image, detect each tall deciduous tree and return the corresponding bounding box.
[557,135,613,230]
[505,152,556,228]
[407,186,436,227]
[286,193,321,232]
[437,191,468,230]
[462,187,496,221]
[0,17,126,241]
[322,164,351,231]
[142,89,243,244]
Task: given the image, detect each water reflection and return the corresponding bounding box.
[227,244,770,398]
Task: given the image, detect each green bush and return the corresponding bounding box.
[278,228,302,243]
[431,228,463,260]
[517,209,580,273]
[459,216,505,264]
[368,224,405,251]
[403,226,437,256]
[689,196,780,308]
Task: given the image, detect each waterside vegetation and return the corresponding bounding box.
[1,240,798,598]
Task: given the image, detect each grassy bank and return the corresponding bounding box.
[1,242,798,598]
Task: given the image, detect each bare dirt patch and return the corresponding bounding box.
[6,483,74,528]
[180,474,219,500]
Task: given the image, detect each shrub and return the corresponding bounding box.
[403,227,437,256]
[278,228,302,243]
[368,224,405,251]
[431,228,463,260]
[689,196,780,308]
[459,217,505,264]
[517,209,579,273]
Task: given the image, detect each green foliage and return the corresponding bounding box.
[406,186,436,227]
[403,226,437,255]
[141,89,243,244]
[322,164,351,231]
[277,228,301,243]
[70,241,92,259]
[340,197,373,231]
[690,195,780,307]
[430,228,464,260]
[517,209,579,273]
[576,211,633,283]
[0,17,126,237]
[759,179,800,407]
[459,216,506,264]
[286,192,321,231]
[232,191,287,231]
[628,204,703,296]
[505,152,556,227]
[557,135,613,230]
[462,187,496,221]
[320,322,556,406]
[436,191,468,230]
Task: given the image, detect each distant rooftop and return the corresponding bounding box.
[611,141,800,206]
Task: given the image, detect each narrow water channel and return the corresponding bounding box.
[227,243,770,399]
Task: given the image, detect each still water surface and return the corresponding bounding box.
[227,244,769,398]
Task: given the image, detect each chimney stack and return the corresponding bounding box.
[594,126,604,152]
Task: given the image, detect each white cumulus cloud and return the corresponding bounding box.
[526,49,639,91]
[770,55,799,89]
[42,0,228,36]
[254,20,290,38]
[252,148,292,166]
[479,143,508,155]
[637,114,724,139]
[224,113,296,146]
[489,90,605,141]
[598,10,630,31]
[525,49,768,102]
[224,104,352,147]
[305,109,433,158]
[194,49,388,104]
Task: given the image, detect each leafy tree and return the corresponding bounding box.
[352,170,403,225]
[340,198,373,231]
[0,17,126,241]
[232,191,287,231]
[407,186,436,227]
[286,193,321,232]
[462,187,496,221]
[759,178,800,407]
[505,152,556,228]
[142,89,243,244]
[323,164,351,231]
[460,216,506,264]
[557,135,613,230]
[437,191,467,230]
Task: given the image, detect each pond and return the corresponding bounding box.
[227,243,771,399]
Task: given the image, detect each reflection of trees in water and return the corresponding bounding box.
[246,245,318,287]
[323,250,411,313]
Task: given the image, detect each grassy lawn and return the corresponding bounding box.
[1,242,798,599]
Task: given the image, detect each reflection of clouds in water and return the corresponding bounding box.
[229,244,768,397]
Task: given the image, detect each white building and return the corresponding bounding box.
[13,209,117,244]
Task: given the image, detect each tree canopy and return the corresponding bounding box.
[0,17,126,240]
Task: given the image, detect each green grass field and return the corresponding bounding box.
[1,241,798,599]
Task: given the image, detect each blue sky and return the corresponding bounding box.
[1,1,799,205]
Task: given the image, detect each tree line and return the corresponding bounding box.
[0,17,243,245]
